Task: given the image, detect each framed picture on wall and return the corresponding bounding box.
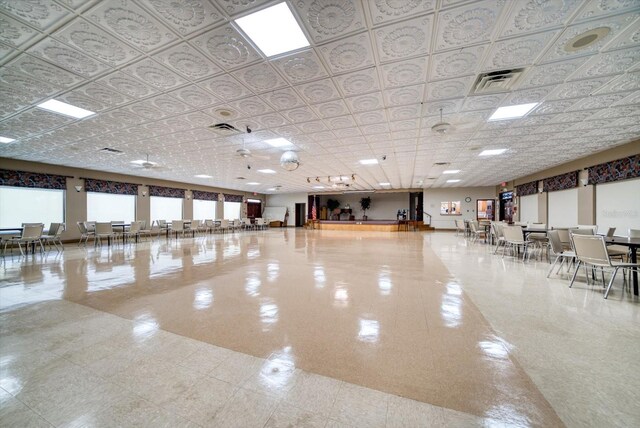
[440,201,461,215]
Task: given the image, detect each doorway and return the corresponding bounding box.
[295,203,306,227]
[499,191,514,223]
[247,201,261,219]
[409,192,424,221]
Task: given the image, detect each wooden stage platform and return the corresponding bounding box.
[316,220,415,232]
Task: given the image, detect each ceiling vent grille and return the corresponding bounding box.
[471,68,525,94]
[98,147,123,155]
[209,123,239,133]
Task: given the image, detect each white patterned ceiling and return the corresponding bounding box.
[0,0,639,193]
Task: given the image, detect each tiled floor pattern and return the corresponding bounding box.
[1,230,638,427]
[1,300,491,427]
[2,230,561,425]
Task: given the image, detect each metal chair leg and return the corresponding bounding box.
[547,255,560,277]
[604,267,619,299]
[569,261,582,288]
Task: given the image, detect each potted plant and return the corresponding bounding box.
[360,196,371,220]
[326,198,340,220]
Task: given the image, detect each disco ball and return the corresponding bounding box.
[280,150,300,171]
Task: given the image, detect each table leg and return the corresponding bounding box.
[631,247,638,296]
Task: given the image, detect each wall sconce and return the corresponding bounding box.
[580,178,588,186]
[74,185,82,192]
[142,191,147,197]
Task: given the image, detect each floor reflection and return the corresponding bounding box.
[0,229,562,425]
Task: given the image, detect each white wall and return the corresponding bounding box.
[320,192,410,220]
[596,177,640,236]
[548,188,578,228]
[519,194,539,224]
[423,187,497,229]
[266,192,307,226]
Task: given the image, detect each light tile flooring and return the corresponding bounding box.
[1,230,638,427]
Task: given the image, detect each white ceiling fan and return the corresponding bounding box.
[235,126,271,161]
[431,108,452,134]
[431,108,483,135]
[130,154,167,170]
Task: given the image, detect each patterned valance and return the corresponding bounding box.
[516,181,538,196]
[149,185,185,198]
[84,178,137,195]
[0,169,67,190]
[224,193,243,202]
[588,154,640,185]
[192,190,219,201]
[543,171,578,192]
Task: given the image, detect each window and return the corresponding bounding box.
[0,186,64,228]
[151,196,183,222]
[477,199,495,221]
[440,201,461,215]
[193,199,217,220]
[224,202,241,220]
[87,192,135,222]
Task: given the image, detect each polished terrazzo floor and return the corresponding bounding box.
[1,229,639,427]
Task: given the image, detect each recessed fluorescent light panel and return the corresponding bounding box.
[479,149,507,157]
[246,182,260,185]
[235,2,309,57]
[379,182,391,186]
[194,174,212,178]
[313,186,325,189]
[446,179,461,183]
[489,103,538,121]
[265,137,292,148]
[37,99,95,119]
[257,169,276,174]
[442,170,460,174]
[0,136,16,143]
[359,159,379,165]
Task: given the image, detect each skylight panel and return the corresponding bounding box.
[488,103,538,121]
[479,149,507,156]
[37,99,95,119]
[265,137,293,148]
[235,2,309,57]
[359,159,379,165]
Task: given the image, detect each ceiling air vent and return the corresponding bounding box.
[209,123,239,133]
[471,69,525,94]
[98,147,123,155]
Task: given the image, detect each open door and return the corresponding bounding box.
[499,191,514,223]
[295,203,306,227]
[247,200,261,219]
